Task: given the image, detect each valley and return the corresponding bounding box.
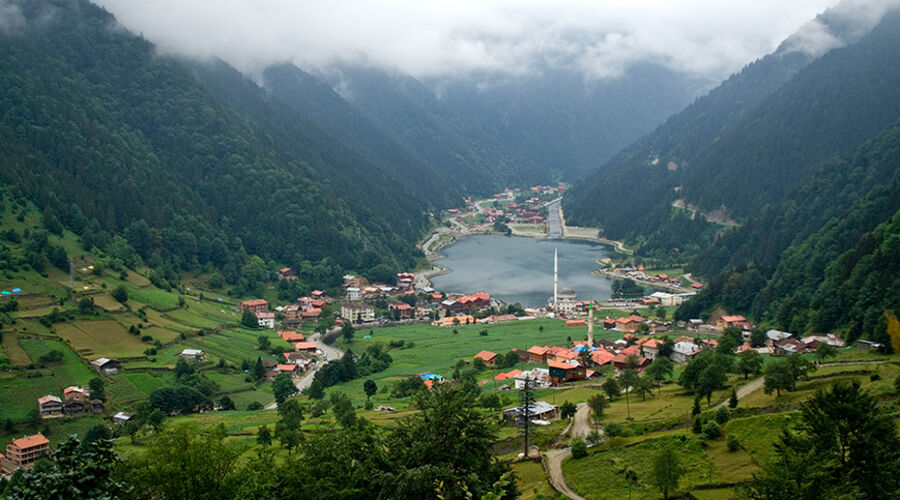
[2,0,900,498]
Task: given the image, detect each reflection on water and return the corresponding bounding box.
[431,235,613,308]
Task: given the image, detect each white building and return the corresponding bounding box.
[346,287,362,301]
[256,312,275,329]
[670,341,701,363]
[178,349,206,361]
[514,368,551,389]
[549,287,578,315]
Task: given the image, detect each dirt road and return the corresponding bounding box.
[714,376,764,410]
[265,332,343,410]
[543,402,591,500]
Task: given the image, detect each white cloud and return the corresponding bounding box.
[91,0,878,81]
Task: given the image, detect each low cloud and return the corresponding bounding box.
[91,0,894,81]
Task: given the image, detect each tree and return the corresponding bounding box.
[620,369,638,418]
[272,373,297,405]
[698,362,728,407]
[560,401,577,420]
[602,377,620,401]
[815,341,837,362]
[241,309,258,329]
[129,424,247,499]
[219,395,235,411]
[729,389,739,409]
[736,350,763,379]
[570,437,588,459]
[787,353,815,381]
[650,444,685,499]
[763,358,795,397]
[383,385,515,499]
[78,297,94,314]
[341,321,355,342]
[634,375,655,401]
[645,357,674,392]
[174,358,194,379]
[750,328,767,348]
[363,379,377,400]
[256,424,272,447]
[89,377,106,402]
[587,393,608,419]
[253,357,266,380]
[111,285,128,304]
[4,436,124,499]
[307,379,325,400]
[741,381,900,499]
[257,335,270,350]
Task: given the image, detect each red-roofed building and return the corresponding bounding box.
[613,353,650,371]
[691,283,703,289]
[279,331,305,342]
[527,346,550,363]
[717,315,747,330]
[278,268,297,280]
[293,342,318,351]
[591,349,616,366]
[240,299,268,315]
[389,303,414,320]
[615,316,645,332]
[548,346,577,362]
[310,290,327,300]
[565,320,586,327]
[1,434,50,477]
[548,361,586,384]
[277,364,298,376]
[473,350,498,367]
[37,395,63,417]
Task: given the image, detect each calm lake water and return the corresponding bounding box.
[431,235,614,307]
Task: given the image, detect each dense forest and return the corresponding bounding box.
[564,8,900,262]
[0,0,441,291]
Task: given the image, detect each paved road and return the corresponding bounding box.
[543,402,591,500]
[265,332,344,410]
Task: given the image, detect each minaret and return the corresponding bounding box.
[587,300,594,347]
[553,248,558,315]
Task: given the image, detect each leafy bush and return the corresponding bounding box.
[726,434,740,451]
[38,350,63,364]
[571,437,588,459]
[604,422,624,438]
[702,421,722,440]
[714,406,730,424]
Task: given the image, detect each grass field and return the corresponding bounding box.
[2,331,32,366]
[0,375,62,421]
[563,435,719,499]
[19,337,95,384]
[54,320,148,359]
[91,293,127,312]
[512,459,556,500]
[726,413,794,467]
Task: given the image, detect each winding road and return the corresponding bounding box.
[543,402,591,500]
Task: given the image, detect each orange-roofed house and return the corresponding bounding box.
[612,353,649,372]
[279,331,305,342]
[310,290,327,300]
[474,350,498,367]
[615,316,645,332]
[240,299,268,315]
[37,395,63,417]
[548,346,577,362]
[641,338,662,360]
[717,315,747,330]
[293,342,318,351]
[389,303,414,320]
[277,364,298,377]
[565,320,586,327]
[301,308,322,322]
[548,361,586,385]
[527,346,551,364]
[691,283,703,289]
[1,434,50,477]
[591,349,616,366]
[278,268,297,280]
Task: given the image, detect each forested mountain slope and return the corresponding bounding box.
[676,121,900,345]
[316,65,548,194]
[564,7,900,259]
[434,64,705,181]
[0,0,428,289]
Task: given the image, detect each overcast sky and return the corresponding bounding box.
[92,0,894,82]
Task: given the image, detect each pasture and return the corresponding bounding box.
[54,320,148,359]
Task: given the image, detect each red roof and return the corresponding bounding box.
[642,339,660,349]
[390,303,413,310]
[423,380,434,389]
[277,364,297,372]
[548,361,579,370]
[311,300,326,307]
[279,331,305,342]
[721,315,746,323]
[528,346,550,356]
[10,434,49,450]
[474,350,498,362]
[301,308,322,317]
[293,342,317,350]
[241,299,268,307]
[38,395,61,405]
[621,345,641,356]
[691,283,703,289]
[592,350,615,365]
[565,320,586,327]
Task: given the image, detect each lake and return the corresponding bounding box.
[430,235,614,307]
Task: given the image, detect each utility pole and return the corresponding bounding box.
[520,378,534,457]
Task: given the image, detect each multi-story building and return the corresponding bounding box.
[1,434,50,478]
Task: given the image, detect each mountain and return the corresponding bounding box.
[563,5,900,262]
[0,0,431,290]
[433,64,707,181]
[314,65,549,194]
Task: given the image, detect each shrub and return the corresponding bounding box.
[479,330,488,336]
[714,406,730,425]
[571,437,588,459]
[604,422,624,438]
[701,421,722,440]
[726,434,740,452]
[894,374,900,394]
[692,416,703,434]
[247,402,264,411]
[870,372,881,381]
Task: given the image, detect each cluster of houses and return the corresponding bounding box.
[343,273,417,302]
[602,263,703,292]
[735,330,846,355]
[37,386,104,418]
